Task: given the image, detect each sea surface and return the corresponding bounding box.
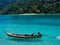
[0,14,60,45]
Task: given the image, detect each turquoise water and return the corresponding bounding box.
[0,15,60,45]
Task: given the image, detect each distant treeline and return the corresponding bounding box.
[0,0,60,14]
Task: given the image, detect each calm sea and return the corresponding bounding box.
[0,14,60,45]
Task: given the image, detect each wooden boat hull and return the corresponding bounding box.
[6,33,42,38]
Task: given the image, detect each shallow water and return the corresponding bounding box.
[0,15,60,45]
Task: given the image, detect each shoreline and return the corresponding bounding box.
[0,13,60,16]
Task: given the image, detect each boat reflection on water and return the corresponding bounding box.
[7,38,43,42]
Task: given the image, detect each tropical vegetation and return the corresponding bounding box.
[0,0,60,14]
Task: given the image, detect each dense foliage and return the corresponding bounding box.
[0,0,60,14]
